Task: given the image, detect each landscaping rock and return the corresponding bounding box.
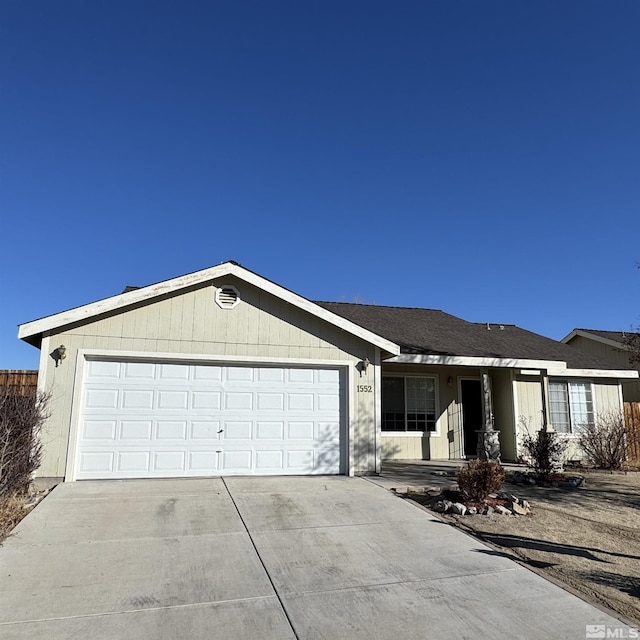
[432,500,453,513]
[466,507,478,515]
[451,502,467,516]
[494,505,512,516]
[508,501,530,516]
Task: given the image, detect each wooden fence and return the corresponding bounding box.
[624,402,640,464]
[0,370,38,396]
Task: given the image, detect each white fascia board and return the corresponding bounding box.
[560,368,639,379]
[18,262,400,355]
[561,329,629,351]
[387,354,639,379]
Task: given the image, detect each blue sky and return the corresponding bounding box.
[2,1,639,369]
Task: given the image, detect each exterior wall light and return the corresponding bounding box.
[357,358,370,377]
[55,345,67,367]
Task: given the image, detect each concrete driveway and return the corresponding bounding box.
[0,476,629,639]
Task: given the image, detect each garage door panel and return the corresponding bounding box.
[192,391,221,409]
[193,365,222,381]
[221,450,253,472]
[121,421,152,440]
[118,451,150,472]
[79,452,114,473]
[225,392,253,410]
[122,389,154,409]
[87,360,121,379]
[76,361,344,479]
[83,420,117,440]
[257,368,285,383]
[288,369,314,384]
[156,421,187,440]
[288,393,314,411]
[256,422,284,440]
[154,451,185,472]
[224,421,253,439]
[158,363,190,380]
[189,451,219,471]
[123,362,156,379]
[190,421,221,439]
[85,389,119,409]
[256,393,285,410]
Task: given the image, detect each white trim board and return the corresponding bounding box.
[18,262,400,356]
[386,354,639,379]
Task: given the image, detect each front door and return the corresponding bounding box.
[460,379,482,458]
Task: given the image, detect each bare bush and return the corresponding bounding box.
[578,412,631,470]
[0,386,49,498]
[457,459,505,502]
[519,417,569,480]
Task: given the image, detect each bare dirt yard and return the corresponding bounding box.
[391,464,640,627]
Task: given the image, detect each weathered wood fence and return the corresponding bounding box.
[624,402,640,463]
[0,370,38,396]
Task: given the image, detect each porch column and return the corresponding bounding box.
[540,371,553,432]
[477,369,501,462]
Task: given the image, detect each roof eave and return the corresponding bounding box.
[17,262,400,356]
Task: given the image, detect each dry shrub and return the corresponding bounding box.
[457,459,505,502]
[520,426,569,480]
[578,411,631,470]
[0,387,49,498]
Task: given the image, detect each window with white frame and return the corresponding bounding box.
[382,376,436,432]
[548,380,594,434]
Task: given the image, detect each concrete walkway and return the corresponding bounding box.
[0,475,631,639]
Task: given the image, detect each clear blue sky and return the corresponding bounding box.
[2,1,639,370]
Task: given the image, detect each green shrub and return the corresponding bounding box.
[457,459,505,502]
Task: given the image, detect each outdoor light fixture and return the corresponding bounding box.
[55,345,67,367]
[447,376,453,388]
[357,358,370,376]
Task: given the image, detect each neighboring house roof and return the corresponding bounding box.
[316,302,637,374]
[561,328,632,350]
[17,262,400,356]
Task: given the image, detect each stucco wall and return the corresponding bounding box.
[37,276,379,478]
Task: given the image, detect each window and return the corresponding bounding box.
[382,376,436,432]
[548,380,594,434]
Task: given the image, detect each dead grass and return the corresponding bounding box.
[0,491,33,544]
[406,470,640,627]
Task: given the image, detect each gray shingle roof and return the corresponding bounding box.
[574,329,629,344]
[316,302,631,371]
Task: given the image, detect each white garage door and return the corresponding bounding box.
[74,359,344,479]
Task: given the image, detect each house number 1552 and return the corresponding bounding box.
[357,385,372,393]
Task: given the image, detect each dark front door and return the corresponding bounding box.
[461,379,482,458]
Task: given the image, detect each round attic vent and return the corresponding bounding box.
[215,285,240,309]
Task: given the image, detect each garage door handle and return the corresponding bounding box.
[218,429,224,433]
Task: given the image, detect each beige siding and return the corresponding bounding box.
[514,377,544,449]
[38,276,378,479]
[492,369,517,461]
[568,335,640,402]
[594,381,623,415]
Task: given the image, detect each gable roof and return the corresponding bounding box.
[17,262,400,355]
[316,302,636,375]
[561,328,632,350]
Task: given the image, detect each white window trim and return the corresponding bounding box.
[381,374,441,437]
[549,379,596,437]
